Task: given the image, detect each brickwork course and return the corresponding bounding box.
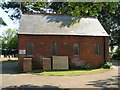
[18,14,109,70]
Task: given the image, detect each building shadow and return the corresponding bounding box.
[86,76,120,89]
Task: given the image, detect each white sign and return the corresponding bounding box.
[19,50,26,54]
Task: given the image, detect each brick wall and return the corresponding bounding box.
[18,35,109,70]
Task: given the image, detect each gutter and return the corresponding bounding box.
[18,33,109,37]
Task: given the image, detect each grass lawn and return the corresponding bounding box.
[33,68,110,76]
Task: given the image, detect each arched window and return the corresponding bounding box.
[74,43,79,56]
[95,44,100,56]
[27,42,34,56]
[51,42,57,56]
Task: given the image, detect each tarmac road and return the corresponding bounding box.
[1,61,119,89]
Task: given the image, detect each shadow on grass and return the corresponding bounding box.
[86,76,120,88]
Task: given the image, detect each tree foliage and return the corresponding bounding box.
[1,2,48,20]
[1,29,18,56]
[1,2,120,51]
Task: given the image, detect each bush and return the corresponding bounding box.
[116,48,120,55]
[115,48,120,60]
[76,64,92,70]
[101,62,112,69]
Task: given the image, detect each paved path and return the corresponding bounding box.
[1,61,119,89]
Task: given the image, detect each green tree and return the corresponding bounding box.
[0,35,2,55]
[2,29,18,56]
[1,2,120,52]
[1,2,48,20]
[0,18,7,25]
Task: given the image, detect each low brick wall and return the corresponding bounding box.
[23,58,32,72]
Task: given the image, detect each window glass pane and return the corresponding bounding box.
[74,43,79,56]
[95,44,100,55]
[27,42,34,55]
[51,42,57,56]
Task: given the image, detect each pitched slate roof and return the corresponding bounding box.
[18,14,109,36]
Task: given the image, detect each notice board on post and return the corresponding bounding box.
[52,56,69,70]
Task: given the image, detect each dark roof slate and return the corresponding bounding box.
[18,14,109,36]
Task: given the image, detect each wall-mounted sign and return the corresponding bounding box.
[19,50,26,54]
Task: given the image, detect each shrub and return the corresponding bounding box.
[115,48,120,60]
[116,48,120,55]
[76,64,92,70]
[101,62,112,69]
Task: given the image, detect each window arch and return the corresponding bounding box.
[95,44,100,56]
[74,43,79,56]
[27,42,34,56]
[51,42,57,56]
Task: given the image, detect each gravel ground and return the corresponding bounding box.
[1,61,120,89]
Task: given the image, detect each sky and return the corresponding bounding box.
[0,0,50,36]
[0,4,19,36]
